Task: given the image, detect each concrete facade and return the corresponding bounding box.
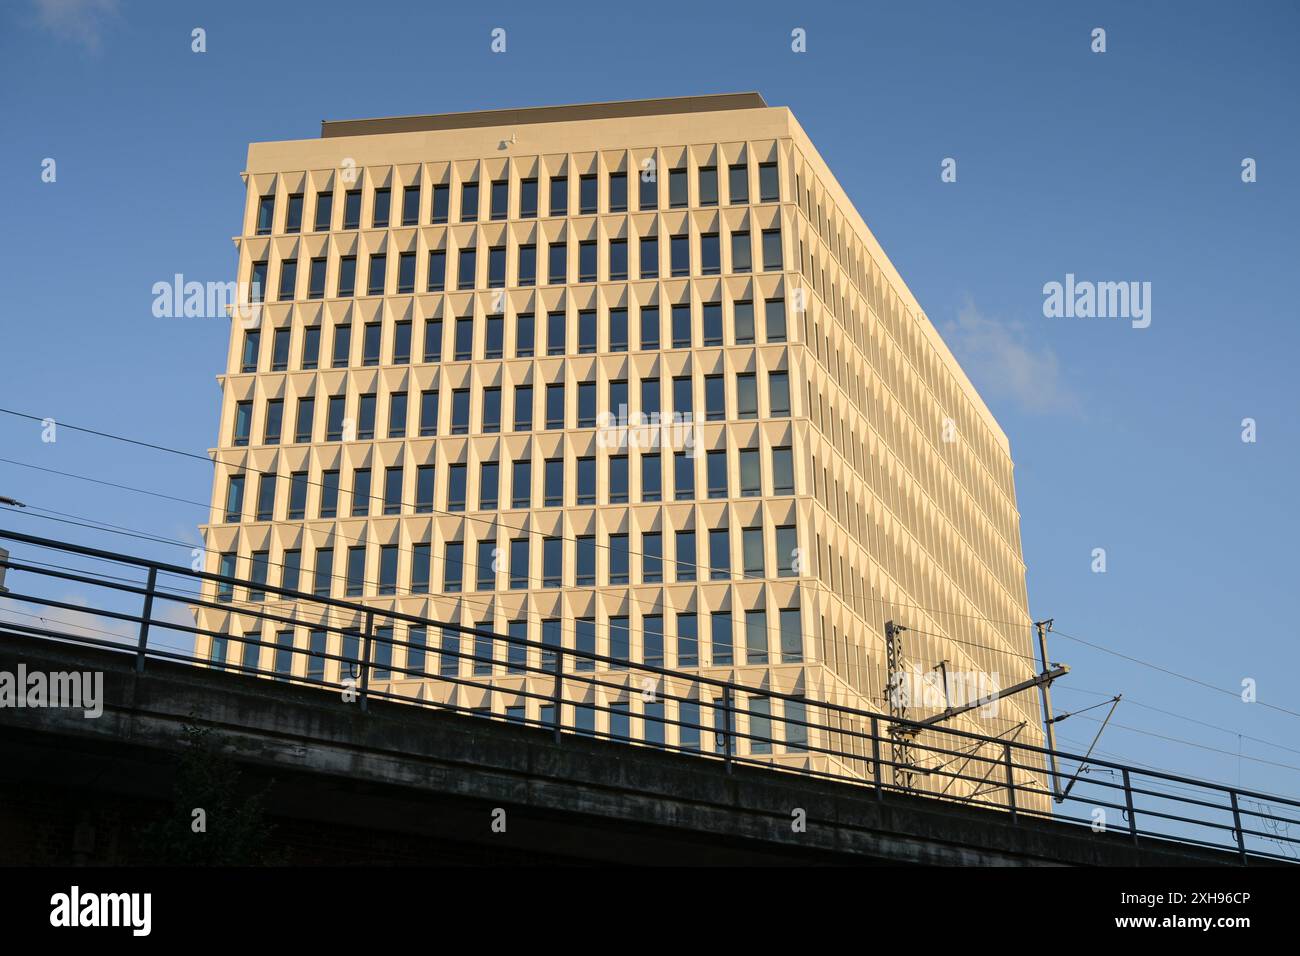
[196,94,1042,806]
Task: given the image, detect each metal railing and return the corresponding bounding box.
[1,526,1297,864]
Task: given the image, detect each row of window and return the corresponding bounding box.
[231,371,792,446]
[218,522,799,601]
[250,227,784,301]
[237,300,789,374]
[222,445,797,522]
[213,595,802,678]
[254,162,782,235]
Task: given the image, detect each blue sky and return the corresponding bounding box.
[1,0,1298,814]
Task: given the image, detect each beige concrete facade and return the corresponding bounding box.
[196,93,1043,805]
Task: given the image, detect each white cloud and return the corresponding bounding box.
[31,0,118,51]
[942,299,1080,415]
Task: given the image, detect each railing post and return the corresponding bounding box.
[358,610,374,713]
[870,716,883,800]
[1230,790,1248,864]
[134,566,157,674]
[1003,742,1017,822]
[552,647,563,743]
[1122,768,1138,845]
[723,686,734,774]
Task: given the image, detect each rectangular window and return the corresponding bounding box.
[427,250,446,291]
[383,466,402,515]
[674,451,694,501]
[274,631,295,677]
[337,257,356,297]
[473,622,494,674]
[479,461,499,510]
[542,538,562,588]
[454,316,473,361]
[393,320,412,364]
[711,612,733,665]
[319,470,339,518]
[367,253,386,295]
[545,382,564,429]
[357,393,376,438]
[460,181,479,222]
[702,302,723,347]
[387,390,408,434]
[642,531,662,583]
[769,371,790,416]
[758,162,779,202]
[346,546,365,597]
[292,398,314,445]
[313,548,333,598]
[739,448,761,498]
[451,389,469,434]
[731,230,751,273]
[443,542,464,593]
[488,246,506,288]
[251,261,267,302]
[457,248,476,290]
[773,447,795,495]
[641,453,661,502]
[762,228,783,271]
[672,375,693,417]
[343,189,361,229]
[608,171,627,212]
[402,185,420,225]
[248,556,269,600]
[256,194,274,235]
[263,399,283,445]
[398,251,416,293]
[256,473,276,521]
[520,178,538,218]
[670,234,689,277]
[698,166,718,206]
[676,530,696,582]
[749,697,772,755]
[737,373,758,419]
[609,239,627,281]
[224,474,244,522]
[308,257,327,299]
[431,184,449,223]
[548,242,566,285]
[424,317,443,363]
[278,259,297,301]
[447,463,466,511]
[669,167,688,207]
[509,539,529,589]
[776,525,799,577]
[577,311,596,355]
[700,233,720,275]
[671,305,691,349]
[477,540,497,591]
[578,241,596,283]
[576,535,595,586]
[640,306,659,350]
[288,471,308,519]
[490,179,508,220]
[518,244,536,286]
[577,381,596,427]
[362,322,381,366]
[609,616,630,668]
[704,375,725,422]
[706,449,727,498]
[742,526,764,577]
[579,173,597,214]
[515,312,535,357]
[314,191,333,231]
[608,455,628,504]
[543,457,563,507]
[766,297,787,342]
[676,613,698,668]
[576,457,596,506]
[609,309,628,352]
[549,175,567,216]
[439,627,460,676]
[378,546,398,596]
[512,385,533,432]
[412,544,431,593]
[307,629,327,680]
[639,236,658,279]
[416,465,435,513]
[482,386,502,433]
[372,188,391,228]
[639,168,657,210]
[407,625,427,676]
[302,327,320,369]
[745,609,768,664]
[351,468,371,517]
[326,395,345,440]
[643,615,664,667]
[608,533,629,585]
[679,701,701,749]
[728,163,748,204]
[709,528,730,580]
[780,608,803,663]
[511,459,531,509]
[419,388,439,436]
